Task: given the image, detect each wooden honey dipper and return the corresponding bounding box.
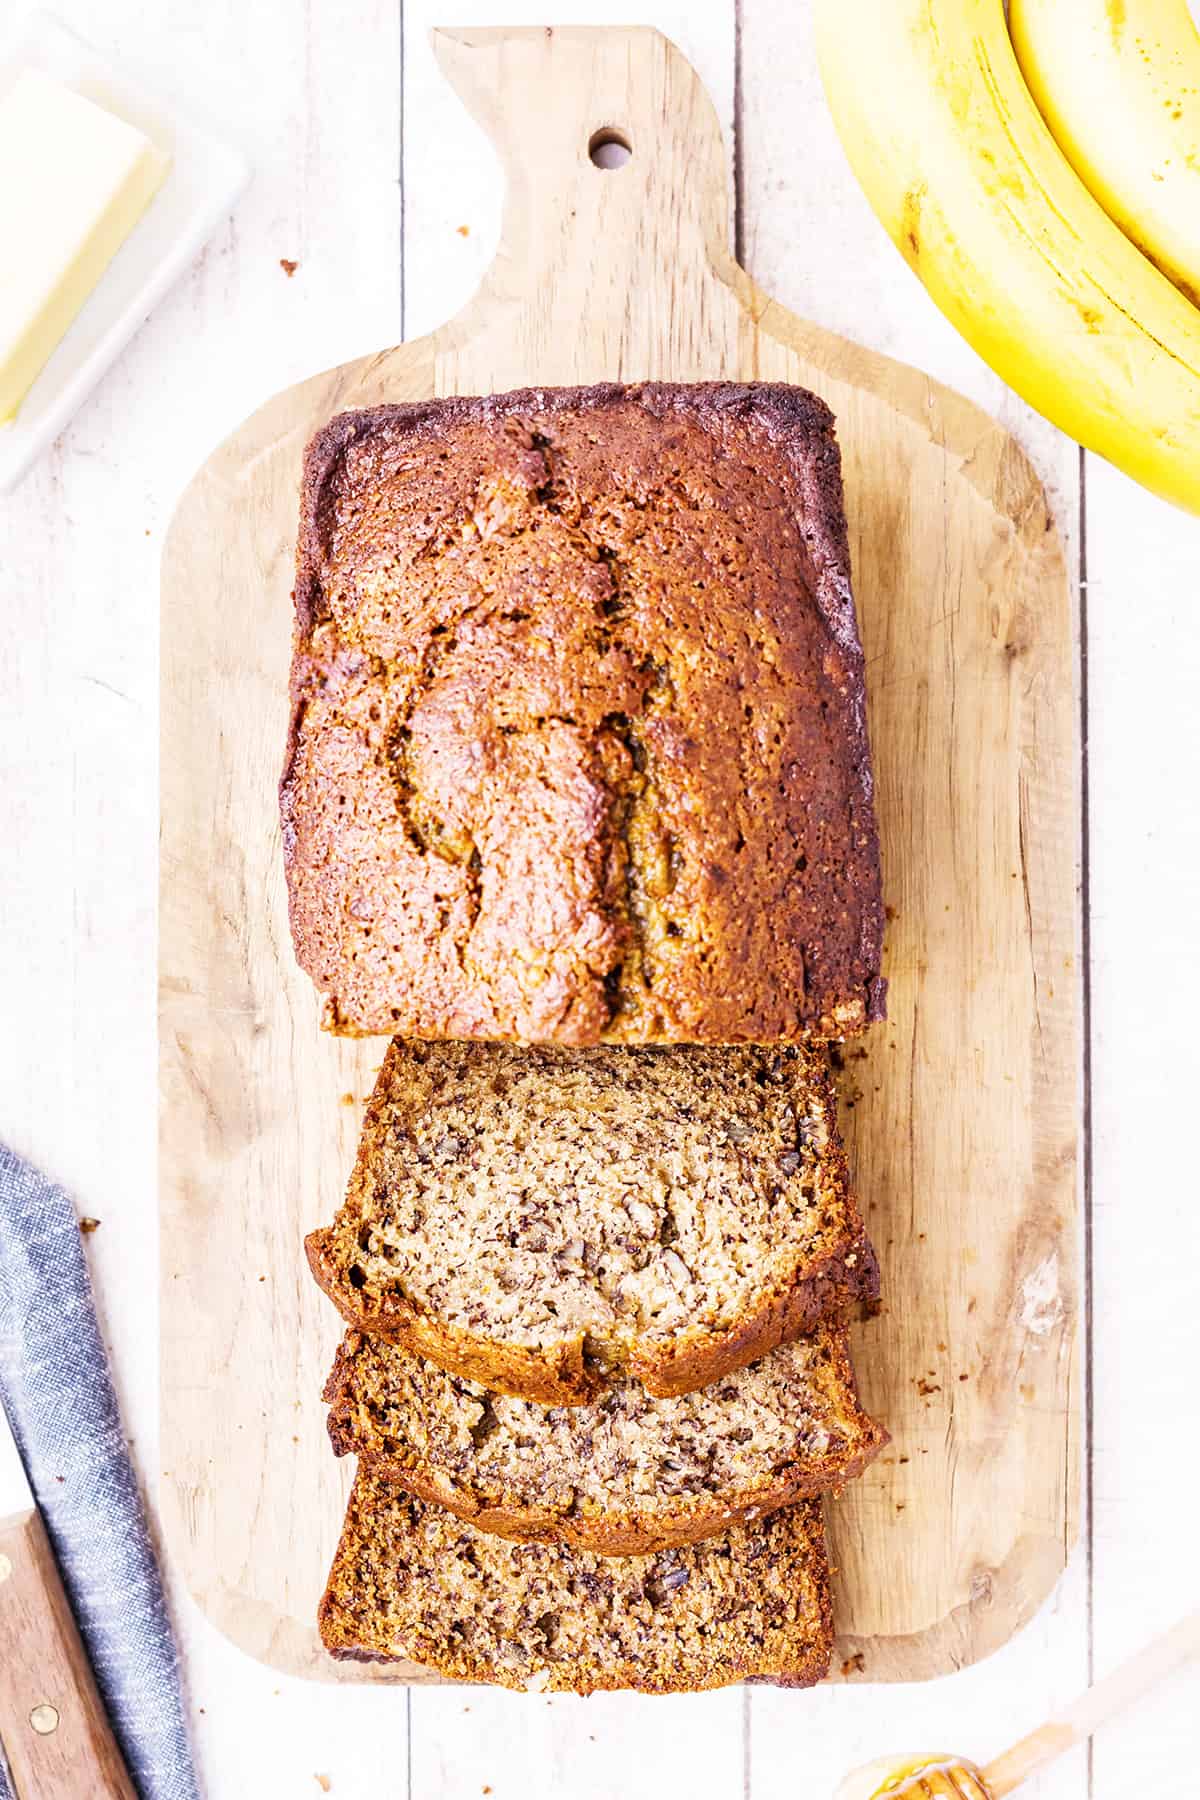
[835,1610,1200,1799]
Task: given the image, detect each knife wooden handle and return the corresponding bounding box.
[0,1507,137,1799]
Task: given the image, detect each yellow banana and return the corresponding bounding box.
[1012,0,1200,307]
[813,0,1200,514]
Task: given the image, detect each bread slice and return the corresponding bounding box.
[281,383,885,1047]
[319,1473,833,1692]
[306,1040,879,1405]
[324,1321,887,1554]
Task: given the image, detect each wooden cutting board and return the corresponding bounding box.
[159,24,1081,1685]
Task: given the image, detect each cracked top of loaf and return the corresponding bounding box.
[281,382,884,1044]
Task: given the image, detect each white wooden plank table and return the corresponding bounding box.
[0,1,1197,1794]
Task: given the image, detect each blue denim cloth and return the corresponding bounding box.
[0,1144,200,1800]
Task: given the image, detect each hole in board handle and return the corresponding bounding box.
[589,127,632,170]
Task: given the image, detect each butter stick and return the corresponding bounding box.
[0,69,170,422]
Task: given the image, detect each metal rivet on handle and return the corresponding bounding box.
[29,1704,59,1735]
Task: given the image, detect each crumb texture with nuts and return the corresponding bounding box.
[324,1316,886,1552]
[306,1040,880,1403]
[318,1475,833,1693]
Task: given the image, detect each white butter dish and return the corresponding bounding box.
[0,10,249,493]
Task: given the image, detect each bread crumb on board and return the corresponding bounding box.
[841,1652,866,1675]
[314,1778,331,1794]
[280,258,299,276]
[79,1216,101,1234]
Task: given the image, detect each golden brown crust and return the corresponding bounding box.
[305,1229,598,1404]
[330,1459,874,1559]
[318,1476,834,1692]
[636,1233,881,1397]
[322,1329,889,1555]
[305,1038,881,1406]
[306,1223,879,1407]
[320,1632,833,1692]
[281,383,885,1046]
[321,1633,833,1692]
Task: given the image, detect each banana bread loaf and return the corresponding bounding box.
[306,1040,880,1405]
[319,1474,833,1692]
[281,382,884,1045]
[324,1320,887,1554]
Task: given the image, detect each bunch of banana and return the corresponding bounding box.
[1011,0,1200,307]
[814,0,1200,513]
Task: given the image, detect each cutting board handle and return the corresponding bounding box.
[432,26,733,329]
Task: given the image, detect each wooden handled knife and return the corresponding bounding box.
[0,1406,136,1798]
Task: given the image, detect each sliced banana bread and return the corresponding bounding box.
[306,1040,879,1405]
[281,382,885,1046]
[324,1321,887,1554]
[319,1474,833,1692]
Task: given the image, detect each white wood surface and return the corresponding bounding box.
[0,0,1196,1794]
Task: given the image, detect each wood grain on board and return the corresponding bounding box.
[159,25,1081,1684]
